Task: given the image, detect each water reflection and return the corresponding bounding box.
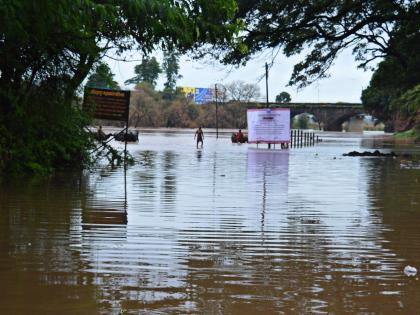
[196,149,203,161]
[1,132,420,314]
[365,158,420,262]
[0,175,101,314]
[247,148,289,229]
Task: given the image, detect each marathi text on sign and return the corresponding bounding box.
[83,88,130,121]
[247,108,291,144]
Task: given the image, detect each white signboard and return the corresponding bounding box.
[247,108,290,143]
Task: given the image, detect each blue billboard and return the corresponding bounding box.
[194,88,214,104]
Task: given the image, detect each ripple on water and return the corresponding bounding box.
[1,132,420,314]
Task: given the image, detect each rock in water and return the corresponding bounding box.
[343,150,397,157]
[404,265,417,277]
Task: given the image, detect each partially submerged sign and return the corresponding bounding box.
[247,108,291,143]
[83,88,130,121]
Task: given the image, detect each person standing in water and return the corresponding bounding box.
[194,127,204,148]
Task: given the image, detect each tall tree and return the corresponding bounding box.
[163,51,182,91]
[0,0,239,174]
[225,81,261,103]
[276,91,291,103]
[361,19,420,129]
[124,57,162,88]
[224,1,419,88]
[86,62,120,90]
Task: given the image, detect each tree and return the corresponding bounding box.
[124,57,162,88]
[361,22,420,130]
[225,1,419,88]
[225,81,261,103]
[86,62,120,90]
[297,114,309,130]
[163,51,182,91]
[0,0,239,174]
[276,91,291,103]
[215,84,228,104]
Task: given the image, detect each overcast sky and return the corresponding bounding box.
[105,47,375,104]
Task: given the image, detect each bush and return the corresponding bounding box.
[0,89,95,175]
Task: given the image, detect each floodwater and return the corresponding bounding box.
[1,130,420,314]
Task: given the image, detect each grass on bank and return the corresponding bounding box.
[394,125,420,143]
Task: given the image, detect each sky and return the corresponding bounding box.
[105,47,375,104]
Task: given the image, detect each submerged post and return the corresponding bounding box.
[300,130,303,147]
[215,84,219,139]
[290,130,293,147]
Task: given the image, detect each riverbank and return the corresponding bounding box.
[394,127,420,144]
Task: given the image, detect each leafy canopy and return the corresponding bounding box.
[224,0,419,88]
[124,57,162,87]
[163,51,182,91]
[86,62,120,90]
[0,0,239,174]
[276,91,291,103]
[361,17,420,124]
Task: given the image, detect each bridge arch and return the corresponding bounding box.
[328,111,365,131]
[274,103,365,131]
[291,112,322,129]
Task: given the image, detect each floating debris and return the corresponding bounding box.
[400,160,420,170]
[404,265,417,277]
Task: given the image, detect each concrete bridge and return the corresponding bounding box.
[268,102,364,131]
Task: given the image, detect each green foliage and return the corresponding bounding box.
[0,90,95,174]
[276,91,291,103]
[392,85,420,115]
[163,51,182,92]
[187,104,199,120]
[394,125,420,143]
[361,20,419,126]
[86,62,120,90]
[0,0,239,175]
[124,57,162,87]
[226,1,419,88]
[296,114,309,130]
[96,142,135,167]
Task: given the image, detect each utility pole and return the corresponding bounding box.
[265,62,269,107]
[215,84,219,139]
[265,63,271,149]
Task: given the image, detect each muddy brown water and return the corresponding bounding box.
[1,131,420,314]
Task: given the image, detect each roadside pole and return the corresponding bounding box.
[215,84,219,139]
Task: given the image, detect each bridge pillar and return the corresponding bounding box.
[384,120,395,132]
[323,122,342,132]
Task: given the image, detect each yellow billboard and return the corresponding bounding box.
[176,86,196,101]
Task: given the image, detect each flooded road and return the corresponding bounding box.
[1,131,420,314]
